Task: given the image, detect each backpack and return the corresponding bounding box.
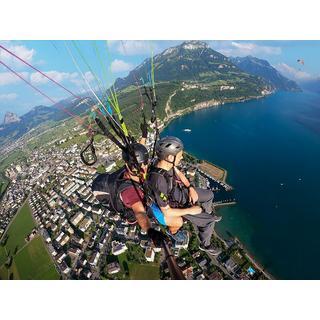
[92,166,143,217]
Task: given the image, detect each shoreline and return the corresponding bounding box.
[162,92,273,129]
[161,93,274,280]
[213,225,274,280]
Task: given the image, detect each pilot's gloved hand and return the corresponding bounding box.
[140,120,148,139]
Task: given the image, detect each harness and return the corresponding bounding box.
[148,166,187,208]
[92,166,145,221]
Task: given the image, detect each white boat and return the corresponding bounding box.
[183,128,192,132]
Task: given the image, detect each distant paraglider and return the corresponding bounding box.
[297,59,305,71]
[297,59,305,66]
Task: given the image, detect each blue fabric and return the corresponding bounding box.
[150,203,166,226]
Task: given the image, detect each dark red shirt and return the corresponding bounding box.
[120,172,145,208]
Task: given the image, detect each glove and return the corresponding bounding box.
[140,119,148,139]
[147,228,165,247]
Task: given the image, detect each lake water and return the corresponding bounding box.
[162,91,320,279]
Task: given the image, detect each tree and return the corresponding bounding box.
[123,261,129,275]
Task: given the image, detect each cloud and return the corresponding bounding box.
[108,40,157,56]
[275,63,314,81]
[210,41,282,57]
[0,93,18,100]
[0,41,36,69]
[30,70,79,85]
[69,71,95,87]
[0,71,29,86]
[110,59,133,73]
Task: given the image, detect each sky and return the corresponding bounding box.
[1,40,320,122]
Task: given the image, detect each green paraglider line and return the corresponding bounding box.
[72,40,105,96]
[92,41,109,86]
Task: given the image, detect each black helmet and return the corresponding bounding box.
[156,136,184,160]
[122,143,149,170]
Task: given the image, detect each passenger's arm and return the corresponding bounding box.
[131,201,151,232]
[160,204,202,217]
[174,167,198,204]
[174,167,191,187]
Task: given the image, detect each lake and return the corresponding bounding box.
[162,91,320,279]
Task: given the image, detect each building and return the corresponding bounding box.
[55,232,65,243]
[89,251,100,267]
[145,247,155,262]
[182,266,193,280]
[115,227,128,236]
[225,258,238,273]
[70,212,84,226]
[79,217,93,232]
[66,226,74,235]
[208,271,224,280]
[173,231,189,249]
[56,252,67,264]
[111,241,128,256]
[68,247,81,258]
[60,261,71,275]
[107,262,121,274]
[47,244,57,257]
[72,235,84,247]
[41,229,51,243]
[196,273,205,280]
[198,258,208,269]
[60,234,70,247]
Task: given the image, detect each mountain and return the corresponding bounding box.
[115,41,270,90]
[0,97,93,147]
[3,112,21,125]
[1,41,273,149]
[113,41,272,128]
[230,56,301,92]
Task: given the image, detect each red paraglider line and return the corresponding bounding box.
[0,44,129,135]
[0,60,85,126]
[0,44,81,100]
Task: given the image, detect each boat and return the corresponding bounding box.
[183,128,192,132]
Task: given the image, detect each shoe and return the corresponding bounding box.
[199,244,222,256]
[125,213,137,225]
[166,230,189,243]
[213,215,222,222]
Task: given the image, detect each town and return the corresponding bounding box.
[0,123,268,280]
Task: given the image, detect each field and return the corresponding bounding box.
[2,201,36,255]
[0,150,27,174]
[0,246,7,266]
[127,262,160,280]
[0,180,7,196]
[12,236,60,280]
[199,160,226,182]
[0,201,59,280]
[117,251,160,280]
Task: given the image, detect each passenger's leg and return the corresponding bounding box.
[183,212,215,247]
[164,216,183,234]
[194,187,214,214]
